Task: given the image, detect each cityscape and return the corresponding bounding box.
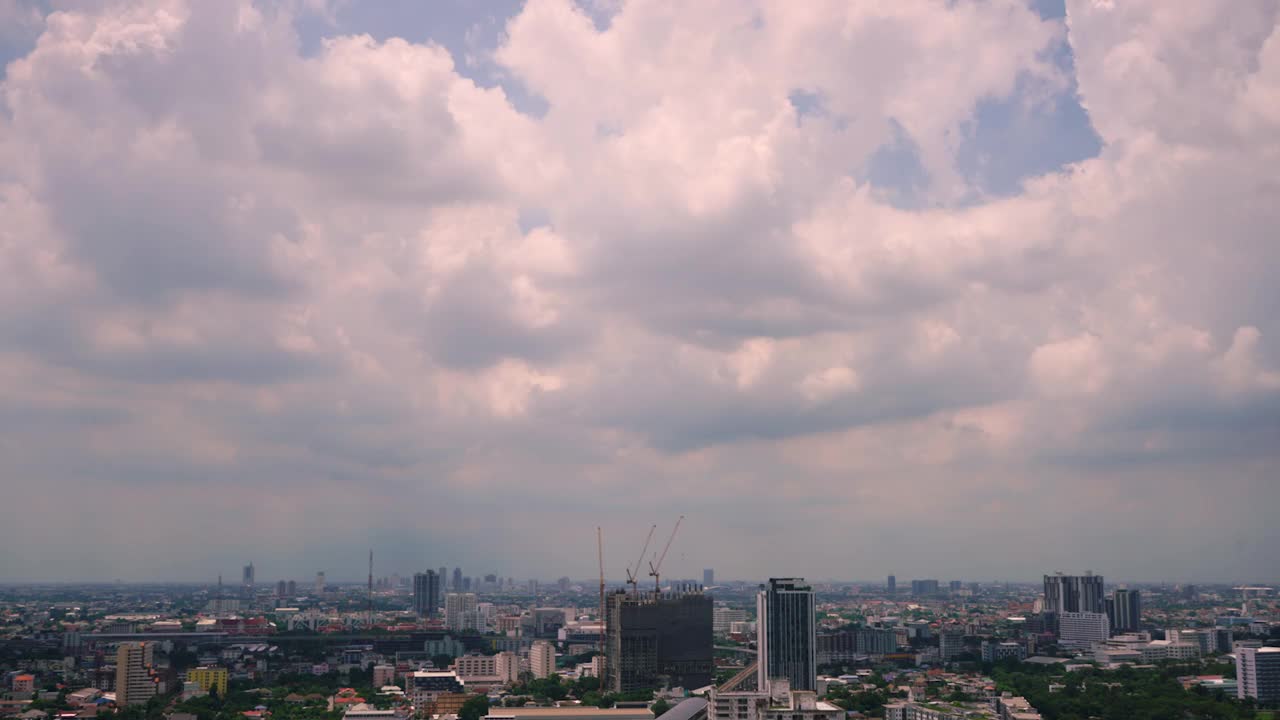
[0,560,1277,720]
[1,1,1279,720]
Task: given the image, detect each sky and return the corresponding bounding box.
[0,0,1278,586]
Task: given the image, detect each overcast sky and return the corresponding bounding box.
[1,0,1278,586]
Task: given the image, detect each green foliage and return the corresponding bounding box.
[992,665,1259,720]
[459,695,490,720]
[650,699,671,718]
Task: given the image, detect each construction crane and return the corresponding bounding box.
[625,524,657,596]
[648,515,684,595]
[597,527,606,650]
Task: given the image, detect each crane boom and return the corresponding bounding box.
[648,515,684,594]
[626,524,657,595]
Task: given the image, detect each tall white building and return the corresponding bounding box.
[1236,646,1280,704]
[445,593,480,632]
[495,651,521,685]
[1058,612,1109,646]
[530,640,556,679]
[714,607,749,636]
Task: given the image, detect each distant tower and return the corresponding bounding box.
[242,563,255,590]
[757,578,816,691]
[367,550,374,629]
[703,568,715,586]
[452,567,463,591]
[314,571,325,595]
[887,575,896,595]
[414,571,441,618]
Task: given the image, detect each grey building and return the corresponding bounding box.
[703,569,715,586]
[887,575,895,595]
[757,578,816,691]
[1110,589,1141,633]
[1043,572,1104,614]
[606,588,713,693]
[414,571,441,618]
[1237,646,1280,704]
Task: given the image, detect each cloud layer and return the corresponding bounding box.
[1,0,1278,584]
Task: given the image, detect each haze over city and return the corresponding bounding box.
[1,0,1278,585]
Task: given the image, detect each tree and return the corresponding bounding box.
[651,699,671,718]
[459,695,490,720]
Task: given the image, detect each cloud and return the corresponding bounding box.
[0,0,1277,584]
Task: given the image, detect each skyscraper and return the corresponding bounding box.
[757,578,816,691]
[414,571,442,618]
[606,587,713,692]
[887,575,896,595]
[703,569,715,586]
[452,567,463,592]
[1111,589,1141,633]
[314,571,325,595]
[115,642,157,706]
[1043,572,1104,614]
[242,563,254,590]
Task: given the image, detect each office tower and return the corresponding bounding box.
[1042,572,1104,614]
[558,576,571,592]
[887,575,896,595]
[530,640,556,679]
[452,567,463,591]
[314,571,325,595]
[1058,612,1109,646]
[439,567,447,585]
[115,643,157,706]
[949,580,962,593]
[703,569,715,586]
[1237,647,1280,703]
[606,587,713,692]
[910,579,939,596]
[1111,589,1141,633]
[286,580,296,596]
[242,563,255,589]
[414,571,442,618]
[757,578,816,691]
[445,592,479,631]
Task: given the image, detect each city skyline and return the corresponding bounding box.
[1,0,1278,584]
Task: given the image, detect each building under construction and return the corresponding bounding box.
[605,586,713,693]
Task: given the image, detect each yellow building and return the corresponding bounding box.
[186,667,229,697]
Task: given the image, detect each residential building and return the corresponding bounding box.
[1236,646,1280,703]
[372,665,396,688]
[452,568,464,592]
[455,654,498,679]
[887,575,896,595]
[710,679,842,720]
[1058,612,1109,647]
[606,588,713,692]
[406,671,464,708]
[1043,573,1104,615]
[981,642,1026,663]
[116,642,158,706]
[704,569,715,586]
[186,667,228,697]
[315,572,325,595]
[446,593,480,632]
[12,675,34,693]
[758,578,816,692]
[530,641,556,679]
[495,651,521,685]
[910,580,940,596]
[414,571,442,618]
[858,628,898,655]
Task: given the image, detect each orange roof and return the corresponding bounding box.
[16,674,35,680]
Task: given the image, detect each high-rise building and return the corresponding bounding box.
[713,606,748,636]
[1236,646,1280,703]
[186,667,228,697]
[495,651,521,685]
[445,593,479,631]
[910,579,939,596]
[887,575,896,595]
[1043,572,1104,614]
[116,643,157,706]
[286,580,296,596]
[606,588,713,692]
[451,567,463,591]
[1111,589,1141,633]
[703,569,715,586]
[939,627,965,661]
[242,563,255,589]
[314,571,325,595]
[530,640,556,679]
[757,578,816,691]
[948,580,962,593]
[414,571,442,618]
